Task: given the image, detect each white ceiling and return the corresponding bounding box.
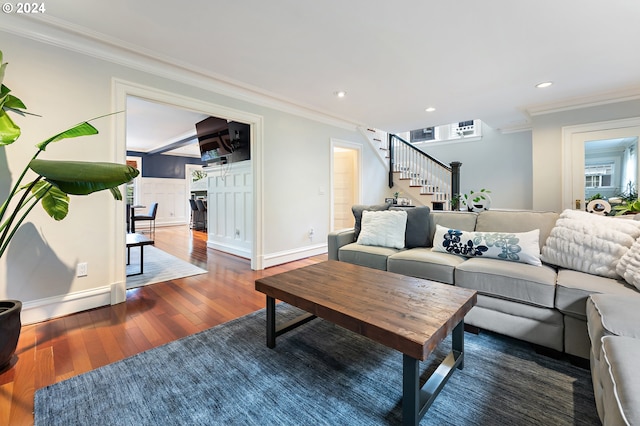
[125,97,207,157]
[25,0,640,153]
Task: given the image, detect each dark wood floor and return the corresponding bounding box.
[0,226,327,425]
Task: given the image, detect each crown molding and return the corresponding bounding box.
[527,86,640,117]
[0,14,362,131]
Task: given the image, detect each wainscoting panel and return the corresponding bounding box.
[138,178,188,226]
[206,162,252,258]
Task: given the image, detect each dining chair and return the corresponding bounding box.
[132,202,158,236]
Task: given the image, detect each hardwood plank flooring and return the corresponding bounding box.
[0,225,327,425]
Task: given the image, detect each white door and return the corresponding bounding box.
[563,118,640,210]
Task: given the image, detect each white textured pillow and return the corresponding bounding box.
[541,209,640,278]
[357,210,408,249]
[616,237,640,290]
[432,224,542,266]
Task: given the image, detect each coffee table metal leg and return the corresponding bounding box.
[402,354,420,426]
[266,296,276,348]
[402,319,466,425]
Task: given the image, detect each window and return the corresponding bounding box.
[585,163,613,188]
[406,120,482,145]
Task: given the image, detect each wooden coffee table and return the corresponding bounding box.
[254,260,477,426]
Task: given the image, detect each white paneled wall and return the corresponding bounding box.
[138,178,188,226]
[206,161,252,258]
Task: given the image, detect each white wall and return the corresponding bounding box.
[531,99,640,212]
[139,177,188,226]
[419,122,533,210]
[0,27,387,323]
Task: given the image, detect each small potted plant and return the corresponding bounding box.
[0,49,139,371]
[463,189,492,212]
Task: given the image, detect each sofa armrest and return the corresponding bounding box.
[328,228,355,260]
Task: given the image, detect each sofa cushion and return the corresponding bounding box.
[387,248,466,284]
[542,209,640,279]
[556,269,637,318]
[428,211,477,246]
[587,293,640,371]
[599,336,640,426]
[455,258,557,308]
[338,242,400,271]
[616,235,640,290]
[390,206,431,248]
[432,224,542,266]
[357,210,407,249]
[351,203,391,241]
[475,210,559,251]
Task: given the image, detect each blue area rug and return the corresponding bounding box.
[34,304,599,425]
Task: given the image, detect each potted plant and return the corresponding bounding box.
[0,49,139,371]
[463,188,491,212]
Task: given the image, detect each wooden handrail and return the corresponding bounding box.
[388,134,460,208]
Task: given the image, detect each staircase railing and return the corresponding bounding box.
[388,134,461,208]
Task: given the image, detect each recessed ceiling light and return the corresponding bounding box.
[335,90,347,98]
[425,107,436,112]
[536,81,553,89]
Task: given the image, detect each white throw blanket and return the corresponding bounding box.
[541,209,640,278]
[617,237,640,289]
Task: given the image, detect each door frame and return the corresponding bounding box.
[562,117,640,210]
[330,138,363,231]
[112,79,265,304]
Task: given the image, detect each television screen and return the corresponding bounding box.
[196,117,232,163]
[195,117,250,164]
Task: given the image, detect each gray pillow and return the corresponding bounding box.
[352,203,391,241]
[390,206,431,248]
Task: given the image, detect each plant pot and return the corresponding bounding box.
[0,300,22,372]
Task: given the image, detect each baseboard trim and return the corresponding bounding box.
[21,286,112,325]
[206,241,251,259]
[262,244,327,269]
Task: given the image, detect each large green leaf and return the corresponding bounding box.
[29,159,139,196]
[0,109,20,145]
[4,94,26,111]
[30,181,70,220]
[0,55,5,86]
[36,121,99,151]
[0,84,9,108]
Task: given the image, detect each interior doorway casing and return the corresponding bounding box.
[112,79,265,304]
[562,117,640,210]
[330,139,362,231]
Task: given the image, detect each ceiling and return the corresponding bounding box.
[125,96,207,157]
[22,1,640,154]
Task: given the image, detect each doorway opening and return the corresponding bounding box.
[112,80,265,305]
[331,140,362,231]
[562,117,640,210]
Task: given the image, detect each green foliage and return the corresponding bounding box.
[464,188,491,204]
[0,49,140,258]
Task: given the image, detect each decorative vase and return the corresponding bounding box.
[0,300,22,372]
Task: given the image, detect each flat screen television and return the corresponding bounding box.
[196,117,250,164]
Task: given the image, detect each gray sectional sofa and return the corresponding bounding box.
[328,206,640,425]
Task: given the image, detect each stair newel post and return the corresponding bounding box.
[450,161,462,206]
[388,134,395,188]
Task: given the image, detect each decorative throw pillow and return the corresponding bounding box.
[541,209,640,279]
[351,203,391,241]
[617,236,640,290]
[357,210,408,249]
[432,224,542,266]
[390,206,431,248]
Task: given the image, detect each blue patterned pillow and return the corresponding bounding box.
[432,224,542,266]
